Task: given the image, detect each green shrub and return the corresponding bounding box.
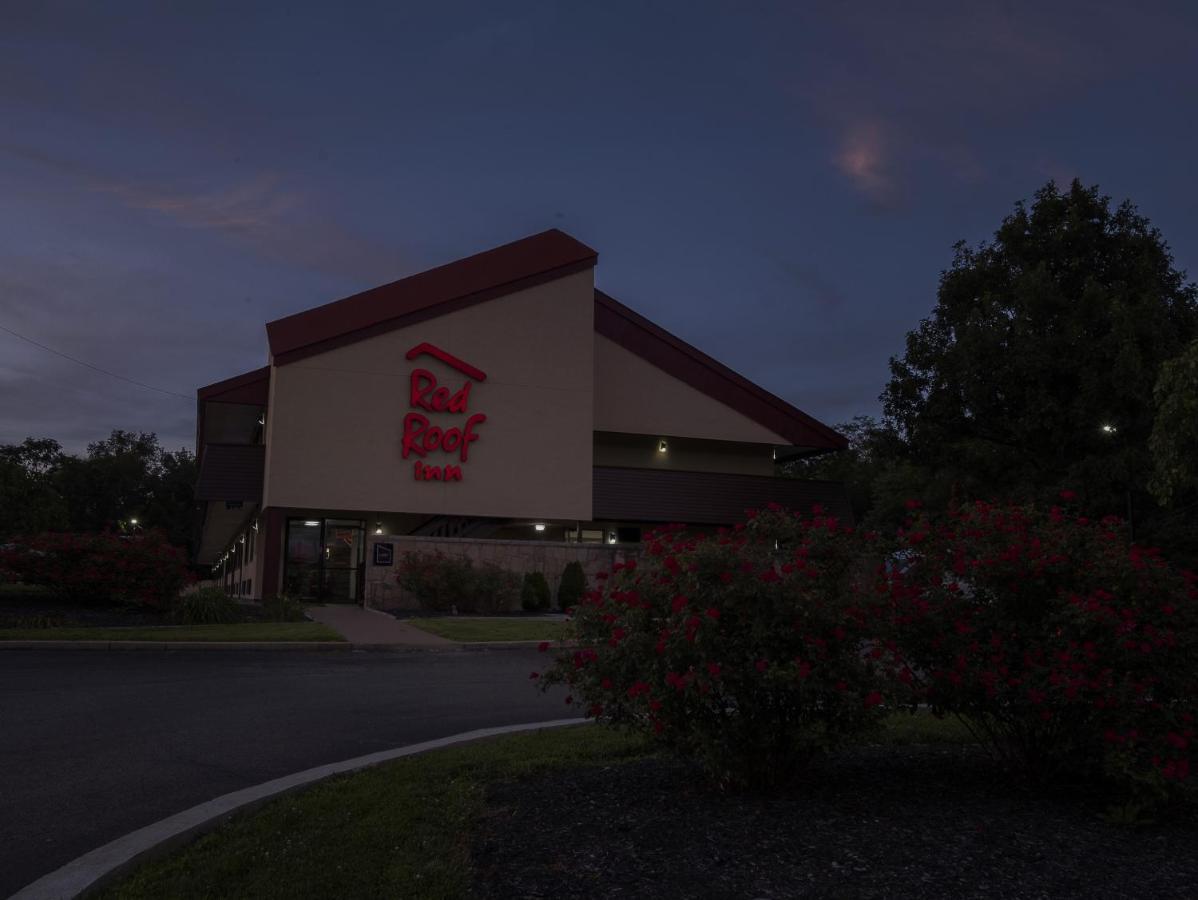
[397,551,475,612]
[261,594,307,622]
[397,551,520,613]
[521,571,551,612]
[558,561,586,611]
[174,586,241,625]
[538,507,893,789]
[474,563,520,614]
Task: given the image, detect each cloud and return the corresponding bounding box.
[832,120,899,209]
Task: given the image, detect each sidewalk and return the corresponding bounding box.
[307,605,457,648]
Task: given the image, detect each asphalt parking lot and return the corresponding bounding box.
[0,648,575,897]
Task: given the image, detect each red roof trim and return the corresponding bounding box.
[594,290,847,451]
[405,343,487,381]
[267,229,598,366]
[197,366,270,404]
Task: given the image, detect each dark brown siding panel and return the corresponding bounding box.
[197,366,270,404]
[592,466,853,525]
[196,444,266,502]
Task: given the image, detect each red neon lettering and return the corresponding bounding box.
[403,412,486,462]
[409,369,473,413]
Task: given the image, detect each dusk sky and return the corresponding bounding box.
[3,1,1197,454]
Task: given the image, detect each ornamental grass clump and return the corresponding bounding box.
[537,505,900,789]
[882,497,1198,800]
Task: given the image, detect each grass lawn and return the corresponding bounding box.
[407,616,572,642]
[0,622,344,642]
[97,713,973,900]
[99,725,650,900]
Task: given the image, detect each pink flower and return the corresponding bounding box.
[705,607,721,620]
[755,659,769,673]
[707,662,721,677]
[671,595,689,613]
[529,671,540,680]
[538,641,550,652]
[864,691,883,708]
[1059,490,1077,502]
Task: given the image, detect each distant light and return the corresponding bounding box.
[130,518,138,525]
[534,523,546,532]
[608,532,617,544]
[374,524,384,534]
[1101,424,1117,434]
[304,520,320,527]
[657,439,668,453]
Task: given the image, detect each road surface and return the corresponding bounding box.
[0,648,575,896]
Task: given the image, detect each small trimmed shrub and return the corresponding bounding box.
[557,561,587,611]
[475,563,520,614]
[521,571,552,612]
[538,506,895,788]
[0,530,190,608]
[261,594,307,622]
[173,586,241,625]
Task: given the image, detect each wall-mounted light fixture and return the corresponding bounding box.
[534,523,546,532]
[374,523,383,534]
[608,532,617,544]
[657,439,668,454]
[304,520,320,527]
[130,518,139,525]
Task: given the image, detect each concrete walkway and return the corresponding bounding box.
[307,605,456,647]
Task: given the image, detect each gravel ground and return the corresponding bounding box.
[472,745,1198,899]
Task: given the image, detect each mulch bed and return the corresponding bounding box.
[0,597,273,629]
[472,744,1198,899]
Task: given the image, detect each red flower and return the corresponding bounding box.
[904,499,922,510]
[705,607,721,620]
[537,641,550,652]
[587,703,603,718]
[707,662,722,677]
[1059,490,1077,502]
[564,695,573,705]
[601,678,613,690]
[755,659,769,673]
[719,571,734,584]
[671,595,689,613]
[1165,732,1189,750]
[864,691,883,708]
[759,568,781,583]
[529,671,540,680]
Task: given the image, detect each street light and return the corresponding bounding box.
[1100,424,1117,435]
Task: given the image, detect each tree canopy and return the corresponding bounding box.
[0,431,197,551]
[795,181,1198,564]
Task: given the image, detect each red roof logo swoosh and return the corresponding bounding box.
[405,343,487,382]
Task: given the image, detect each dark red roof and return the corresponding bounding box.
[266,229,598,365]
[593,466,853,525]
[196,444,265,502]
[197,366,270,405]
[594,291,846,451]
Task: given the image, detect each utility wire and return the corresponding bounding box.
[0,322,192,401]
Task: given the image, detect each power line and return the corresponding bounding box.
[0,322,192,401]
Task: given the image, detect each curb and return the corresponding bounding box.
[11,717,587,900]
[0,640,352,652]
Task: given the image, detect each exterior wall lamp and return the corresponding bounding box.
[534,523,546,532]
[658,439,668,453]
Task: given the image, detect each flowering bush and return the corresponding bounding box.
[396,550,519,614]
[884,499,1198,796]
[537,506,899,788]
[0,530,190,608]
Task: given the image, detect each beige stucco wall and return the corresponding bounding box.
[593,334,788,445]
[263,269,595,520]
[593,431,775,476]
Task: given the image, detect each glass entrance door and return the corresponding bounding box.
[284,517,364,602]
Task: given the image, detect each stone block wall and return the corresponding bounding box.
[364,534,627,611]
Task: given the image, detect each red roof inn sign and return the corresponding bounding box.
[402,343,487,482]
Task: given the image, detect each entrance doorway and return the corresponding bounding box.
[283,517,365,602]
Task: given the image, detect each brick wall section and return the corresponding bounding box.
[364,535,629,610]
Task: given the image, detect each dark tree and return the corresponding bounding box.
[0,430,197,552]
[882,180,1198,549]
